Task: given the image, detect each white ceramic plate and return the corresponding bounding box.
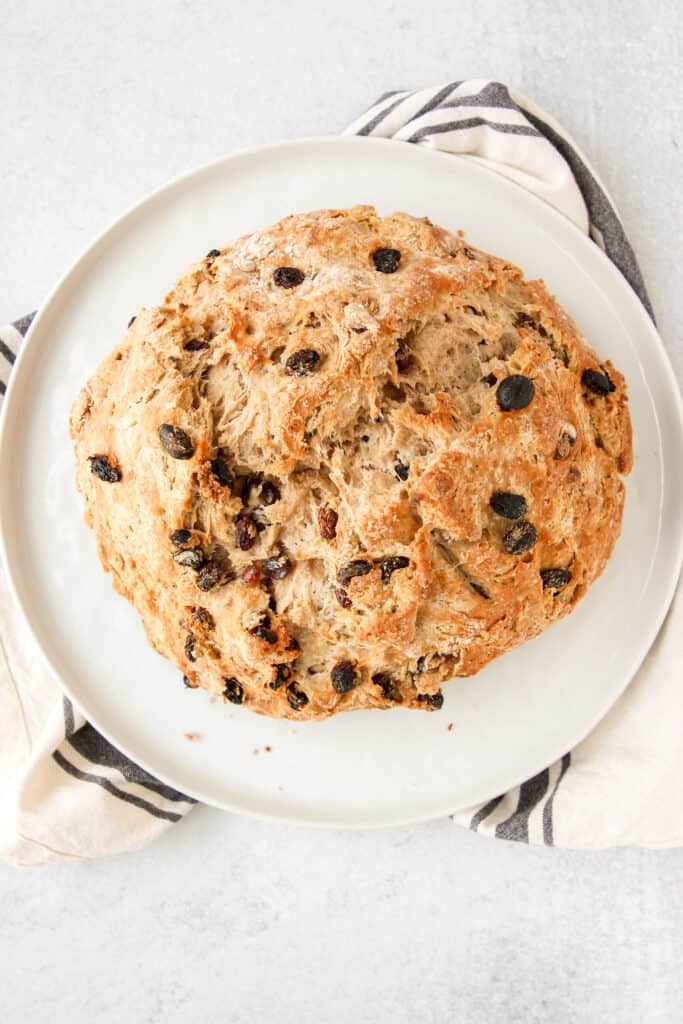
[1,137,682,827]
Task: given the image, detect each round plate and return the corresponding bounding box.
[1,137,682,827]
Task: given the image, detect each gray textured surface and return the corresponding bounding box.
[1,1,682,1021]
[3,815,683,1023]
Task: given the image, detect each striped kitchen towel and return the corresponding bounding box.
[0,426,196,863]
[1,79,681,862]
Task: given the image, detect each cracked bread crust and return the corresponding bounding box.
[70,206,632,719]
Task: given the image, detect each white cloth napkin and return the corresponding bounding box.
[1,80,680,864]
[0,484,196,865]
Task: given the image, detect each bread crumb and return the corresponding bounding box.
[265,745,272,752]
[447,723,454,732]
[184,732,200,742]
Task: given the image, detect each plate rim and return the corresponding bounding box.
[1,134,682,828]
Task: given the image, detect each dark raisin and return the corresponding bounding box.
[196,561,223,591]
[222,677,244,704]
[481,372,497,387]
[170,529,192,547]
[261,554,291,580]
[206,248,221,259]
[286,683,309,710]
[394,461,410,481]
[361,434,370,442]
[351,326,367,334]
[183,675,196,689]
[260,480,280,505]
[582,368,615,396]
[335,587,352,609]
[184,633,197,662]
[89,455,121,483]
[253,626,278,644]
[489,492,528,520]
[192,607,215,630]
[502,520,537,555]
[285,349,320,376]
[273,266,305,289]
[128,315,136,328]
[318,506,338,540]
[184,338,210,351]
[372,248,401,273]
[372,672,400,701]
[270,664,292,690]
[462,247,475,260]
[241,563,261,585]
[210,457,233,489]
[338,559,373,586]
[173,547,205,570]
[496,375,535,411]
[286,637,301,654]
[235,513,258,551]
[513,312,536,329]
[418,692,444,710]
[380,555,410,582]
[396,338,413,372]
[331,660,358,694]
[540,568,572,592]
[158,424,195,460]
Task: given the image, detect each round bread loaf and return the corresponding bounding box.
[70,206,632,718]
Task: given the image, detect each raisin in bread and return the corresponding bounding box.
[70,206,632,719]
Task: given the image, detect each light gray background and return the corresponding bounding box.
[1,1,681,1021]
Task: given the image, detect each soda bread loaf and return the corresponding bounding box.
[70,206,632,719]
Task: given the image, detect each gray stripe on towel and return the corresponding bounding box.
[52,750,184,821]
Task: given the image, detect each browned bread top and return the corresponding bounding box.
[70,206,632,719]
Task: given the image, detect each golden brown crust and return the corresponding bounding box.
[70,206,632,718]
